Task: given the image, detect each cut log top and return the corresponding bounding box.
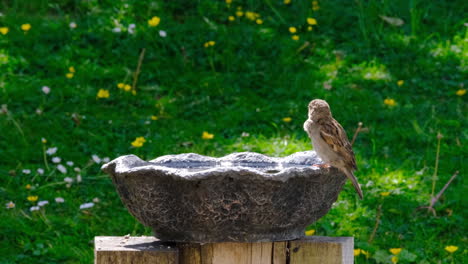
[95,236,353,264]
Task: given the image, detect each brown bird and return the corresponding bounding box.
[303,99,363,199]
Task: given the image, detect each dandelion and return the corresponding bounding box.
[37,168,44,175]
[148,16,161,27]
[0,27,8,35]
[384,98,396,107]
[235,11,244,17]
[380,191,390,197]
[46,147,57,155]
[389,248,402,255]
[307,26,313,31]
[456,89,466,96]
[445,245,458,253]
[57,164,67,174]
[117,83,125,89]
[391,256,398,264]
[27,196,38,202]
[79,202,95,210]
[66,73,74,79]
[245,12,260,21]
[397,80,404,86]
[159,30,167,37]
[225,0,232,4]
[52,157,61,163]
[21,23,31,31]
[305,229,315,236]
[228,16,235,21]
[131,136,146,147]
[292,35,300,41]
[30,206,40,211]
[124,84,132,91]
[38,200,49,207]
[256,19,263,25]
[66,161,74,166]
[202,131,214,140]
[284,0,291,4]
[307,18,317,25]
[151,115,158,120]
[69,22,77,29]
[22,169,31,174]
[69,66,75,73]
[97,89,110,98]
[282,117,292,122]
[55,197,65,203]
[92,154,101,164]
[353,249,361,256]
[25,184,31,190]
[312,0,320,11]
[5,201,15,209]
[41,138,47,144]
[289,27,297,33]
[204,41,216,48]
[42,86,50,94]
[64,177,73,183]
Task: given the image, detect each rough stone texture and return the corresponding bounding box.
[102,151,347,243]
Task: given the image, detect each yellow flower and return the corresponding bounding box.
[131,136,146,148]
[245,12,256,21]
[397,80,404,86]
[384,98,396,107]
[124,84,132,91]
[391,256,398,264]
[0,27,9,35]
[21,23,31,31]
[456,89,466,96]
[353,249,361,256]
[289,27,297,33]
[389,248,402,255]
[41,138,47,144]
[97,89,110,99]
[69,66,75,73]
[380,191,390,197]
[312,1,320,11]
[148,16,161,27]
[151,115,158,120]
[204,41,216,48]
[307,26,313,31]
[132,90,137,95]
[445,245,458,253]
[292,35,300,41]
[226,0,232,4]
[236,11,244,17]
[307,18,317,25]
[228,16,235,21]
[256,19,263,25]
[305,229,315,236]
[284,0,291,4]
[202,131,214,140]
[25,184,31,190]
[66,73,74,79]
[282,117,292,122]
[117,83,125,89]
[27,195,38,202]
[361,250,370,257]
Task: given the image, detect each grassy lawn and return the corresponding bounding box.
[1,0,466,263]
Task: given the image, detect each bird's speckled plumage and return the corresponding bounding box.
[304,99,363,199]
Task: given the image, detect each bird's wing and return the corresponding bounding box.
[319,119,357,170]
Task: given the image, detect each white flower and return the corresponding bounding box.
[102,157,110,163]
[5,201,15,209]
[46,147,58,155]
[37,168,44,175]
[38,200,49,207]
[66,161,74,166]
[76,174,82,183]
[64,177,73,183]
[92,154,101,164]
[74,167,81,172]
[55,197,65,203]
[128,23,136,34]
[159,30,167,37]
[41,86,50,94]
[57,164,67,174]
[52,157,61,163]
[22,169,31,174]
[30,206,40,211]
[79,202,94,210]
[36,108,43,115]
[69,22,77,29]
[241,132,250,137]
[92,197,100,203]
[112,27,122,33]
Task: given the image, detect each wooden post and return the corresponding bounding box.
[95,236,353,264]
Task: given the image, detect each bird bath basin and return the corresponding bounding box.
[101,151,347,242]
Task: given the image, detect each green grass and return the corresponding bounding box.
[1,0,466,263]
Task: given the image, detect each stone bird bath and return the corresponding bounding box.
[101,151,347,242]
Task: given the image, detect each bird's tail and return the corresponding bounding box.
[343,169,363,199]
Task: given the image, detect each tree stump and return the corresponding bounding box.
[95,236,353,264]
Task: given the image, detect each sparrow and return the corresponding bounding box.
[303,99,363,199]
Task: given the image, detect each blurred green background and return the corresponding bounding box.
[0,0,466,263]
